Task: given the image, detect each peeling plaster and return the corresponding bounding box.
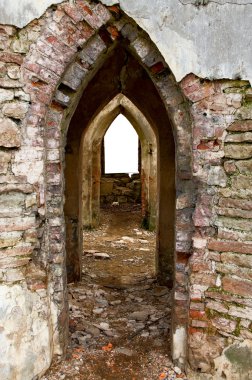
[0,0,251,83]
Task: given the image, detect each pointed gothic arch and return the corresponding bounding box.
[19,1,194,373]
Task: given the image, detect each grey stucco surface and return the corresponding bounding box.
[0,0,251,83]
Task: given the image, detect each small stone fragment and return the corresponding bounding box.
[93,252,110,259]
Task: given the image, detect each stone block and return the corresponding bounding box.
[0,118,21,147]
[221,252,252,269]
[0,151,11,174]
[207,166,227,187]
[12,38,30,53]
[0,88,14,102]
[224,144,252,159]
[236,159,252,174]
[235,105,252,120]
[225,132,252,143]
[0,231,22,248]
[231,174,252,190]
[0,192,25,217]
[7,65,21,80]
[0,78,23,88]
[2,101,29,119]
[0,216,36,232]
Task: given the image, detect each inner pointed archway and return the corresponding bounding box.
[80,94,158,234]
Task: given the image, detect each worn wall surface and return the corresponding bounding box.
[0,0,251,84]
[0,1,251,380]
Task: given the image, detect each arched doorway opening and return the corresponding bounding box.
[23,3,193,369]
[64,46,174,287]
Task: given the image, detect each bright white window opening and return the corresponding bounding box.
[104,114,139,174]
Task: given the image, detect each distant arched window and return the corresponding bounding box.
[104,114,139,174]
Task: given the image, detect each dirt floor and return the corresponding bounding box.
[41,205,188,380]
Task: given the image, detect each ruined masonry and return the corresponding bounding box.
[0,1,251,379]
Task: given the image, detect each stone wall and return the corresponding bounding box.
[181,75,252,378]
[0,1,251,379]
[100,173,141,206]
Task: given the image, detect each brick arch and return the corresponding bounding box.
[20,0,194,369]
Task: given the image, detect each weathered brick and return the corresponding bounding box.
[0,256,30,269]
[0,51,23,65]
[0,216,36,232]
[79,34,106,66]
[216,262,252,281]
[208,239,252,254]
[229,305,252,320]
[218,227,252,241]
[206,300,229,314]
[219,197,252,211]
[211,317,236,333]
[181,74,215,102]
[62,62,88,90]
[190,273,217,287]
[61,3,85,23]
[191,320,208,328]
[223,276,252,298]
[216,207,252,219]
[227,120,252,132]
[221,252,252,269]
[206,290,252,308]
[216,216,252,232]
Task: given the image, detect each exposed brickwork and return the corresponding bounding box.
[180,75,252,372]
[0,1,251,379]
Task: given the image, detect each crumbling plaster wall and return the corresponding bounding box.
[0,0,252,84]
